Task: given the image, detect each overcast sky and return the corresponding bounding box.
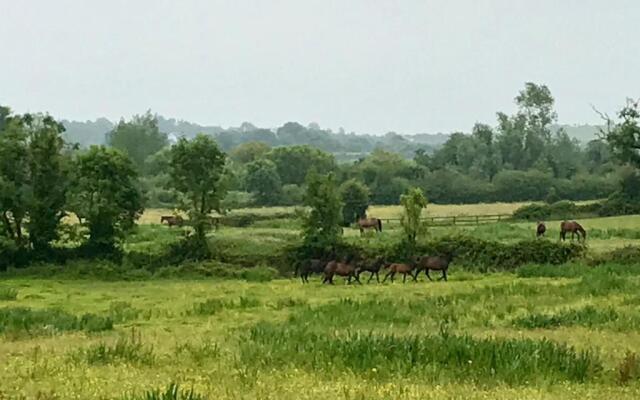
[1,0,639,134]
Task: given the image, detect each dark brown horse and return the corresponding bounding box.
[298,259,328,283]
[356,257,386,283]
[382,262,415,283]
[323,258,361,284]
[414,253,454,282]
[560,221,586,242]
[160,215,184,227]
[357,218,382,235]
[536,221,546,238]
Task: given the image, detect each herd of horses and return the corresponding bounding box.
[298,253,455,285]
[299,219,587,285]
[161,213,587,285]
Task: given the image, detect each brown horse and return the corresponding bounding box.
[357,218,382,235]
[536,221,546,238]
[323,259,361,284]
[382,262,415,283]
[356,257,386,283]
[414,254,454,282]
[160,215,184,227]
[560,221,586,242]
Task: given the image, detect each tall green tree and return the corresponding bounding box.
[400,187,427,252]
[108,112,168,172]
[245,159,283,206]
[24,115,69,252]
[602,100,640,168]
[0,117,29,245]
[230,141,271,164]
[267,145,336,185]
[340,179,370,225]
[168,135,226,242]
[302,172,343,251]
[69,146,144,253]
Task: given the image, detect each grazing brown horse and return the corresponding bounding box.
[560,221,586,242]
[298,259,328,284]
[323,259,361,284]
[414,254,454,282]
[160,215,184,227]
[536,221,546,238]
[382,262,415,283]
[357,218,382,235]
[356,257,386,283]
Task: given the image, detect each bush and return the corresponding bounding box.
[512,204,550,221]
[599,192,640,217]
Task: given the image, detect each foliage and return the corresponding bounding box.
[69,146,144,253]
[244,159,282,206]
[168,135,226,243]
[603,100,640,168]
[267,145,336,185]
[107,112,168,172]
[229,141,271,164]
[399,187,427,252]
[301,172,343,255]
[339,179,370,225]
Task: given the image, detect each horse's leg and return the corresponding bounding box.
[367,272,373,284]
[382,271,392,283]
[354,273,362,284]
[375,271,380,283]
[443,269,448,281]
[402,273,407,283]
[425,270,433,281]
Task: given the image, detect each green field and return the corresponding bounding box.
[2,204,640,399]
[2,266,640,399]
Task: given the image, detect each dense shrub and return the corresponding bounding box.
[513,201,603,221]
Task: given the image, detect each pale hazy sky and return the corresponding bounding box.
[1,0,639,134]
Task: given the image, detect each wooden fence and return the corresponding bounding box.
[379,214,512,227]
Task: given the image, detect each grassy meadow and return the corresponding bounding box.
[3,202,640,399]
[2,266,640,399]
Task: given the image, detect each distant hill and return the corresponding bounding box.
[60,115,602,160]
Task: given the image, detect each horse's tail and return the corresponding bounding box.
[377,218,382,232]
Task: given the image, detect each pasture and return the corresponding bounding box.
[3,203,640,399]
[2,266,640,399]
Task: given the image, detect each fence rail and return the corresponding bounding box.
[379,214,512,227]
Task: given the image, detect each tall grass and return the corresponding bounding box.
[187,296,262,316]
[0,307,112,336]
[513,305,640,330]
[239,323,602,385]
[73,331,155,366]
[121,383,206,400]
[0,287,18,301]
